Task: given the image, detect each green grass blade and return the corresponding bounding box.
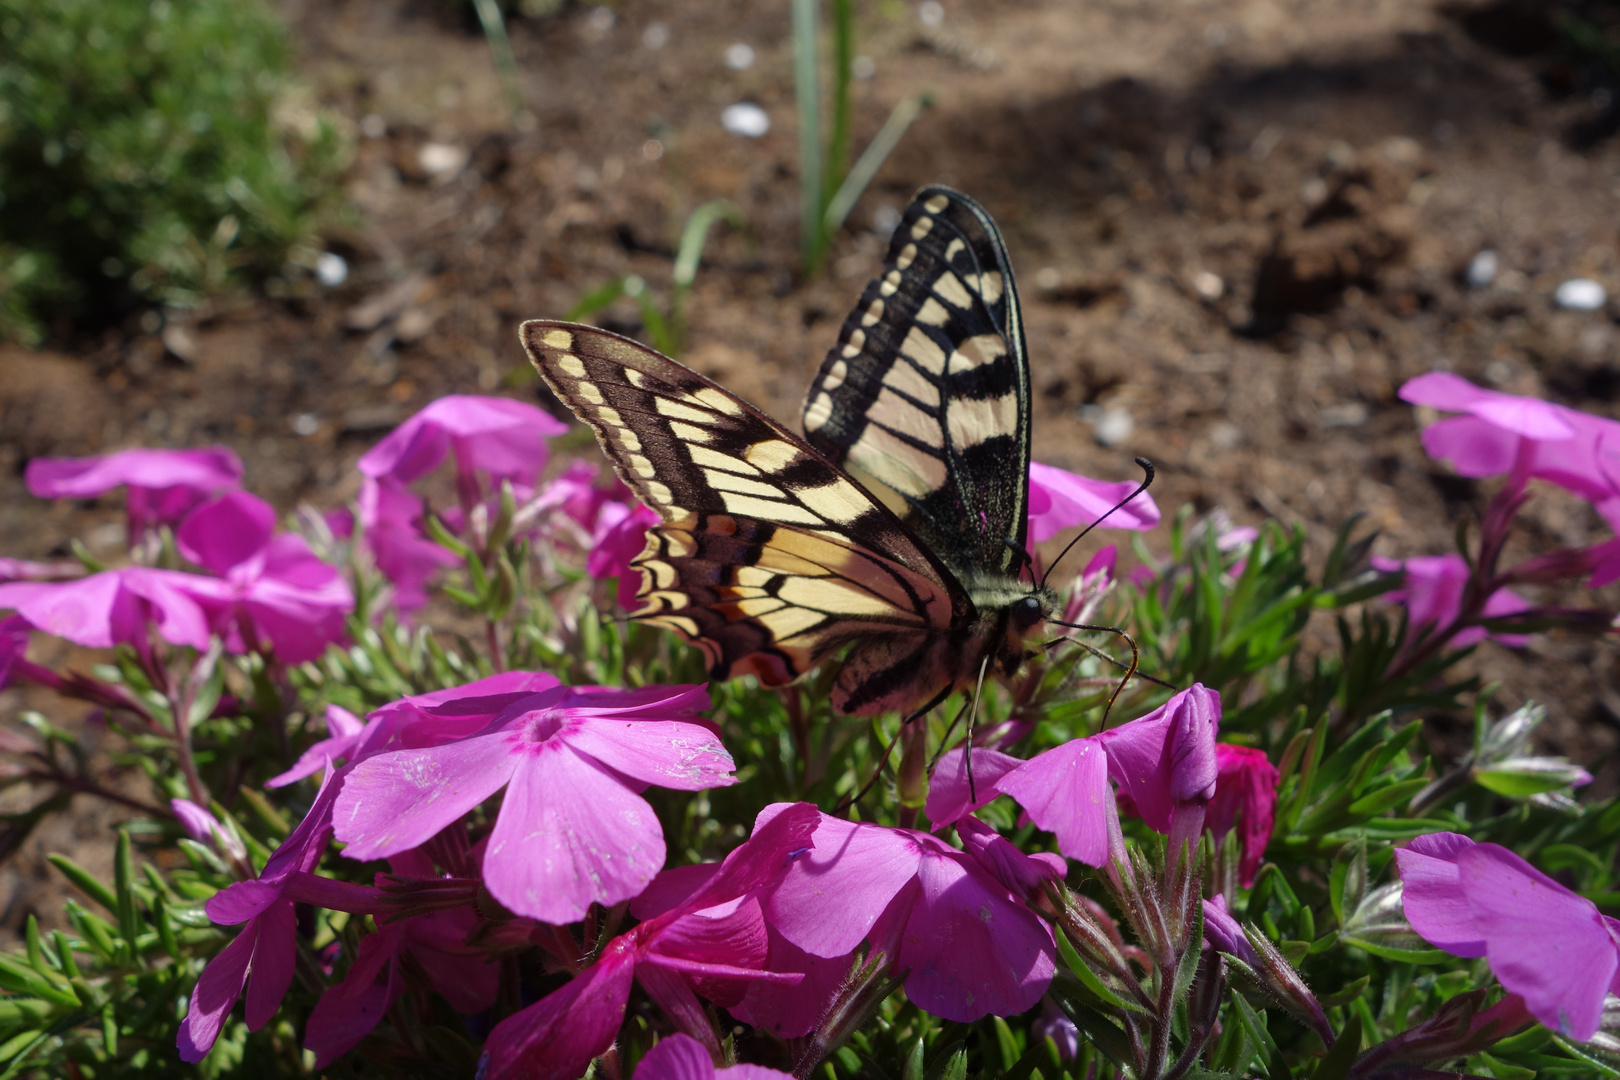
[824,94,929,238]
[792,0,823,275]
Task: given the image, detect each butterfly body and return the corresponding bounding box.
[523,187,1056,720]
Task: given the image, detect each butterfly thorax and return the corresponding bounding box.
[960,572,1060,682]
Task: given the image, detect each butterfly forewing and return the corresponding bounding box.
[802,186,1032,577]
[521,321,971,700]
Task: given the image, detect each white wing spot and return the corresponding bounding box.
[557,353,587,378]
[910,215,934,240]
[542,328,574,350]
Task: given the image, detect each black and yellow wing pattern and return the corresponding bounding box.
[521,321,983,715]
[521,187,1045,719]
[802,187,1032,578]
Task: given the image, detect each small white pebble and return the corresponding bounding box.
[315,252,348,288]
[1466,249,1498,288]
[1034,267,1061,291]
[642,22,669,50]
[852,55,876,79]
[417,142,468,179]
[1193,271,1224,301]
[1091,407,1135,448]
[1556,278,1607,311]
[359,113,387,139]
[641,138,664,161]
[721,102,770,138]
[291,413,320,436]
[918,0,944,27]
[724,42,755,70]
[872,204,902,236]
[585,5,614,33]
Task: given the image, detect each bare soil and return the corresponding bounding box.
[4,0,1620,936]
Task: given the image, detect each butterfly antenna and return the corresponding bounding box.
[1047,619,1144,729]
[1040,458,1156,589]
[834,685,953,816]
[1042,632,1180,691]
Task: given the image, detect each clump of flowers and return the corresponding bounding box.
[0,384,1615,1079]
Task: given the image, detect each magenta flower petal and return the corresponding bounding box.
[177,913,257,1062]
[1201,895,1258,965]
[587,500,660,581]
[1027,461,1161,543]
[955,816,1065,900]
[1399,373,1574,439]
[27,447,244,535]
[996,737,1112,865]
[1458,843,1618,1040]
[897,841,1055,1021]
[243,901,297,1029]
[1207,745,1280,887]
[306,966,400,1068]
[354,478,458,612]
[333,734,518,861]
[1420,416,1520,479]
[483,746,666,924]
[1394,832,1486,958]
[683,803,821,915]
[177,491,277,575]
[925,747,1024,829]
[358,395,569,485]
[730,928,853,1039]
[482,946,636,1080]
[635,1033,717,1080]
[0,569,214,649]
[266,706,369,789]
[762,814,923,957]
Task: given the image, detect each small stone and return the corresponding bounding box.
[1090,407,1135,448]
[417,142,468,181]
[1194,271,1224,301]
[721,102,770,138]
[852,55,876,79]
[1466,250,1497,288]
[918,0,944,26]
[291,413,320,436]
[1555,278,1607,311]
[724,42,755,69]
[641,22,669,50]
[315,252,348,288]
[359,113,387,139]
[872,204,902,236]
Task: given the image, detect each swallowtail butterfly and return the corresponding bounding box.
[523,187,1071,722]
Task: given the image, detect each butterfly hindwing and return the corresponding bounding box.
[802,186,1032,577]
[521,321,971,703]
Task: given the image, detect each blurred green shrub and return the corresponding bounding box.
[0,0,349,344]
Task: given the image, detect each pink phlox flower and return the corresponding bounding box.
[760,805,1055,1022]
[172,491,353,662]
[1401,373,1620,514]
[0,568,214,650]
[180,766,381,1062]
[1058,545,1117,626]
[1033,998,1081,1062]
[528,460,616,531]
[994,685,1221,864]
[1207,745,1280,888]
[480,803,820,1080]
[1027,461,1161,544]
[0,558,85,584]
[0,615,29,690]
[266,705,370,788]
[633,1033,794,1079]
[1201,894,1258,966]
[1370,553,1531,648]
[334,478,458,613]
[171,798,246,862]
[25,446,244,536]
[333,682,734,924]
[924,746,1025,829]
[954,815,1067,901]
[358,395,569,509]
[588,499,661,609]
[305,846,497,1067]
[365,670,563,752]
[1396,831,1620,1041]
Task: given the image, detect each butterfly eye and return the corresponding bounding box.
[1012,595,1044,630]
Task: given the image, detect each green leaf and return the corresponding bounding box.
[1229,994,1289,1080]
[1346,777,1430,818]
[992,1016,1019,1072]
[46,854,116,913]
[1054,926,1144,1014]
[1310,1014,1361,1080]
[114,830,140,964]
[1317,976,1369,1008]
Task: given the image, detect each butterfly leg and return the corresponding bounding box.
[963,654,992,805]
[834,683,954,816]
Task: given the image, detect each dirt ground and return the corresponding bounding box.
[4,0,1620,934]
